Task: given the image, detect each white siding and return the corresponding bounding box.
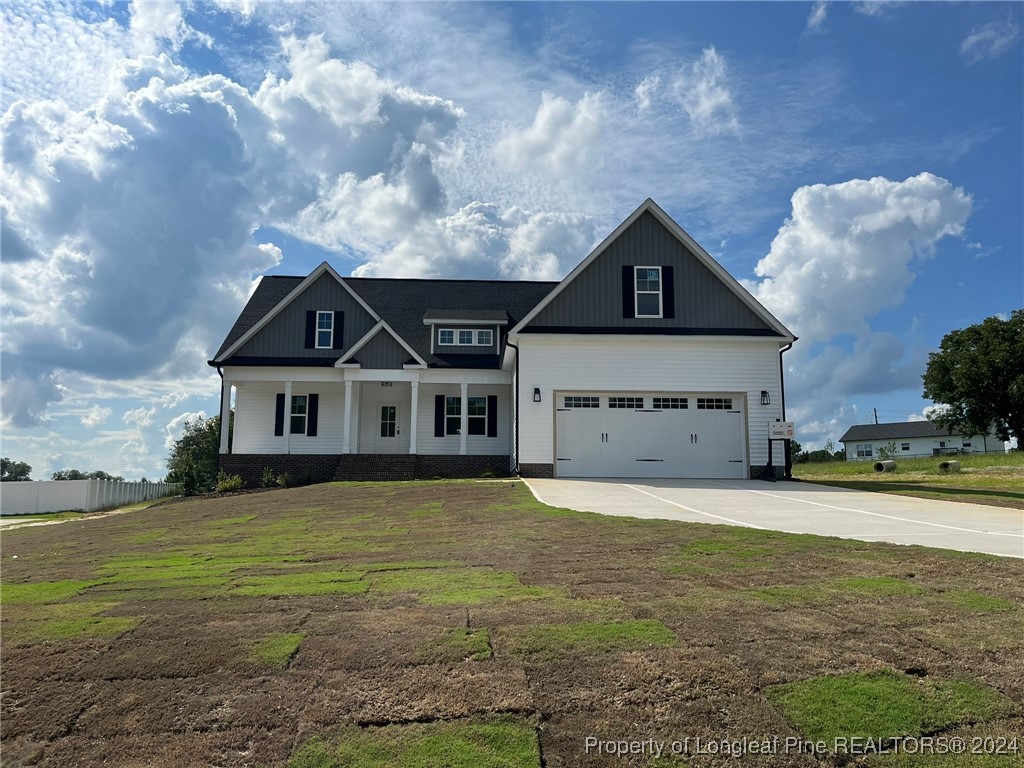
[516,336,784,467]
[415,384,512,456]
[358,384,412,454]
[846,431,1006,460]
[233,382,349,454]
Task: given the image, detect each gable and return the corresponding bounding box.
[343,326,415,369]
[234,272,377,359]
[525,210,775,333]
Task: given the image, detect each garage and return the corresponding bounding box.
[554,392,746,478]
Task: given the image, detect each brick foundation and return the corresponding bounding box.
[335,455,415,481]
[218,454,340,487]
[219,453,511,485]
[415,455,509,479]
[517,463,554,478]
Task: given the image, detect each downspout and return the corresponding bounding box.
[779,340,795,479]
[216,365,225,476]
[506,339,521,476]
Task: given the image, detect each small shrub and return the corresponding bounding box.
[277,470,313,489]
[260,466,276,488]
[215,471,244,493]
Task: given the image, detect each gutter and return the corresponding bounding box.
[215,366,224,475]
[779,340,795,479]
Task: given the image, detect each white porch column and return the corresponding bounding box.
[218,379,232,454]
[408,380,419,455]
[343,380,353,454]
[459,382,468,456]
[283,381,292,454]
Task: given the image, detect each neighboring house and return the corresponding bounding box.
[209,199,796,483]
[839,421,1005,461]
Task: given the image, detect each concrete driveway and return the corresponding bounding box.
[522,478,1024,558]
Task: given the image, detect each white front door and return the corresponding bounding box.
[375,403,400,453]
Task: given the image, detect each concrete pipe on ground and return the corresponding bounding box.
[938,460,961,473]
[873,460,897,473]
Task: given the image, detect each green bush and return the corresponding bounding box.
[215,471,244,493]
[260,466,276,488]
[277,470,313,489]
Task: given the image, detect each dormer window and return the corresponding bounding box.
[635,266,662,318]
[458,329,474,345]
[439,329,455,345]
[477,329,493,346]
[315,311,334,348]
[437,327,496,347]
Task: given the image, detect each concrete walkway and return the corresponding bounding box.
[523,478,1024,558]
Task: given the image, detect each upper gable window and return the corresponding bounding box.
[315,311,334,348]
[439,329,455,345]
[635,267,662,318]
[476,329,493,346]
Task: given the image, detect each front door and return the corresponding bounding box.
[376,403,400,452]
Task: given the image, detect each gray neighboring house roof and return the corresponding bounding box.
[839,421,970,443]
[213,275,557,369]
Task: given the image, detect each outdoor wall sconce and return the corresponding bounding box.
[760,390,771,406]
[533,388,542,403]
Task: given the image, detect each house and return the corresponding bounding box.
[209,199,797,483]
[839,421,1005,461]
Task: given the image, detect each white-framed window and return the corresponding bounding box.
[635,266,662,318]
[962,442,971,448]
[315,311,333,348]
[439,329,455,345]
[609,396,644,409]
[653,397,687,409]
[290,395,307,434]
[856,444,873,458]
[697,397,732,410]
[901,442,911,451]
[458,329,475,345]
[445,396,461,434]
[468,396,487,435]
[476,329,493,346]
[439,328,494,346]
[564,396,600,408]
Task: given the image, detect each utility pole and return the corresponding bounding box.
[874,408,878,425]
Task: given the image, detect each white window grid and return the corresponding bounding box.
[634,266,663,318]
[315,311,333,349]
[564,396,600,408]
[290,395,307,434]
[653,397,688,409]
[609,396,644,409]
[696,397,733,410]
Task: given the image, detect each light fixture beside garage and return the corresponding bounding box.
[761,390,771,406]
[533,388,542,403]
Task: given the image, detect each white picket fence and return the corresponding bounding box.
[0,479,177,515]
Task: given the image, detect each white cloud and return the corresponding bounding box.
[671,47,739,136]
[806,1,828,33]
[163,410,206,451]
[634,75,660,111]
[81,404,112,427]
[747,173,972,345]
[130,0,209,55]
[960,20,1021,64]
[495,92,604,175]
[853,2,898,18]
[123,406,157,427]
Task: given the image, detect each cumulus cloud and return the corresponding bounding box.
[123,406,157,427]
[352,201,596,280]
[671,47,739,136]
[747,173,972,344]
[495,92,604,175]
[163,410,206,450]
[130,0,210,55]
[81,405,112,427]
[806,2,828,34]
[960,20,1021,64]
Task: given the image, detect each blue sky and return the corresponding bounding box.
[1,1,1021,479]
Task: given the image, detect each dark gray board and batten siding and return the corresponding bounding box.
[525,211,774,333]
[235,273,377,358]
[348,330,412,369]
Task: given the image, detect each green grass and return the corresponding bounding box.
[419,628,492,662]
[289,716,540,768]
[768,670,1016,744]
[232,571,369,597]
[738,576,926,607]
[4,616,140,644]
[503,619,676,660]
[795,452,1024,477]
[0,579,103,605]
[368,567,563,605]
[252,632,305,668]
[938,590,1018,613]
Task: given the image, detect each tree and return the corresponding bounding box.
[1,458,32,482]
[922,310,1024,444]
[165,415,221,495]
[52,469,125,481]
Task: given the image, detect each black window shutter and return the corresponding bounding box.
[307,394,319,436]
[434,395,445,437]
[274,393,285,436]
[662,265,675,319]
[487,395,498,437]
[305,311,316,349]
[621,265,635,318]
[333,311,344,350]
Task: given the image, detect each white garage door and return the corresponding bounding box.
[554,392,746,479]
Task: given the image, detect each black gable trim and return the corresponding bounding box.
[519,326,785,337]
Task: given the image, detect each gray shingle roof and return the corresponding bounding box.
[839,421,963,443]
[212,274,557,369]
[422,308,510,323]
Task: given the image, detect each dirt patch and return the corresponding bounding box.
[2,480,1022,767]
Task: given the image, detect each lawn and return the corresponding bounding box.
[2,480,1023,767]
[793,452,1024,509]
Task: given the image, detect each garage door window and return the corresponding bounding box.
[697,397,732,410]
[609,396,644,409]
[653,397,687,409]
[564,396,600,408]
